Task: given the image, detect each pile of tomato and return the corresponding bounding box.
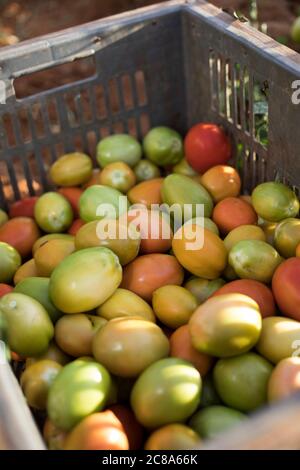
[0,122,300,450]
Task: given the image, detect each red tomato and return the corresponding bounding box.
[9,197,39,218]
[212,279,276,318]
[107,405,144,450]
[185,123,231,173]
[0,283,13,298]
[68,219,85,235]
[272,258,300,321]
[0,217,40,258]
[58,187,83,218]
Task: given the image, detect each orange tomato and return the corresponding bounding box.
[201,165,241,202]
[169,325,214,376]
[126,208,173,254]
[68,219,85,235]
[63,411,129,450]
[0,217,40,258]
[0,283,13,297]
[58,187,83,218]
[121,254,184,302]
[107,405,144,450]
[212,197,258,234]
[127,178,164,207]
[272,258,300,321]
[268,357,300,402]
[9,197,39,218]
[212,279,276,318]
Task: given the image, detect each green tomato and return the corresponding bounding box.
[172,158,198,177]
[229,240,282,283]
[0,209,8,227]
[34,192,73,233]
[79,185,128,223]
[143,127,184,167]
[213,352,273,412]
[50,152,93,187]
[96,134,142,168]
[274,218,300,258]
[252,182,299,222]
[189,405,246,439]
[130,357,201,428]
[0,242,21,283]
[184,277,225,305]
[0,292,54,356]
[47,358,111,430]
[134,159,161,182]
[14,277,62,323]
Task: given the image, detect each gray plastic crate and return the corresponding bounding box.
[1,0,300,450]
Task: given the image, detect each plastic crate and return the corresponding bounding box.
[1,0,300,450]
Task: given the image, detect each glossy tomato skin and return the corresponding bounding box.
[272,258,300,321]
[9,197,39,218]
[0,217,40,258]
[108,404,144,450]
[145,424,200,450]
[185,123,231,173]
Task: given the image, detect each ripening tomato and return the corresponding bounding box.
[212,197,258,235]
[68,218,85,235]
[0,283,13,298]
[58,187,83,218]
[9,197,39,218]
[185,123,231,173]
[272,258,300,321]
[0,217,40,258]
[201,165,241,202]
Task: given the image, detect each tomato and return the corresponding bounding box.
[82,168,101,188]
[134,159,161,182]
[20,359,62,410]
[274,218,300,258]
[99,161,136,193]
[43,419,68,450]
[184,277,225,304]
[97,288,155,323]
[0,292,54,356]
[189,405,246,440]
[189,294,262,357]
[169,324,214,376]
[272,258,300,321]
[143,127,183,166]
[172,158,198,177]
[9,197,38,218]
[201,165,241,202]
[26,341,70,368]
[63,411,129,450]
[256,317,300,364]
[224,225,266,252]
[14,277,62,323]
[121,254,184,302]
[229,240,282,284]
[97,134,142,168]
[0,208,8,227]
[34,192,73,233]
[213,352,273,412]
[131,358,201,428]
[212,197,258,235]
[200,375,222,408]
[79,185,128,223]
[47,358,111,431]
[0,217,40,258]
[212,279,276,318]
[58,187,83,217]
[68,218,85,235]
[152,285,198,329]
[49,247,122,314]
[108,404,144,450]
[127,178,164,208]
[172,225,227,279]
[252,182,299,222]
[33,233,74,254]
[185,123,231,173]
[75,219,140,265]
[268,357,300,402]
[162,174,214,220]
[92,317,169,377]
[126,208,173,254]
[34,238,75,277]
[0,242,21,283]
[145,424,200,450]
[13,259,38,285]
[0,283,13,298]
[50,152,93,187]
[55,314,106,357]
